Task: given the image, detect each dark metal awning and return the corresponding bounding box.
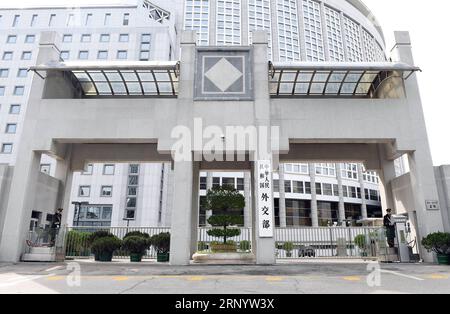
[30,61,180,97]
[269,62,421,98]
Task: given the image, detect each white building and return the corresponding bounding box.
[0,0,447,264]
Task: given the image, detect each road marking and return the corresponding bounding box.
[187,276,205,281]
[45,266,63,272]
[0,274,47,288]
[428,274,449,280]
[113,276,129,281]
[266,276,283,282]
[342,276,361,281]
[46,276,65,281]
[380,270,424,281]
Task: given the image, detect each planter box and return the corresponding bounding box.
[193,252,256,265]
[157,253,170,263]
[130,253,143,263]
[437,254,450,265]
[210,243,237,253]
[94,252,113,262]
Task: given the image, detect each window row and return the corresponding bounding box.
[0,86,26,96]
[78,185,114,198]
[0,68,28,78]
[199,176,245,191]
[81,164,116,176]
[5,12,131,28]
[73,205,113,227]
[60,50,128,61]
[5,34,36,44]
[1,51,32,61]
[62,33,130,43]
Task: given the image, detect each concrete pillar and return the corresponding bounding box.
[358,164,368,219]
[378,146,397,213]
[169,161,195,265]
[278,164,287,228]
[309,163,319,227]
[335,163,346,224]
[190,162,200,256]
[205,172,213,226]
[0,151,42,262]
[252,31,275,264]
[243,171,252,228]
[391,31,444,262]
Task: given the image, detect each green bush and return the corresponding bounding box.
[239,240,251,251]
[124,231,150,240]
[87,230,115,246]
[91,236,122,257]
[150,232,171,254]
[354,234,367,250]
[65,230,91,256]
[198,241,208,251]
[283,242,294,253]
[122,236,150,255]
[422,232,450,255]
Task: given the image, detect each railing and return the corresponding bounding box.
[197,227,252,253]
[275,227,385,259]
[65,226,170,260]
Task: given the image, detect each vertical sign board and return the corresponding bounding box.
[257,160,274,238]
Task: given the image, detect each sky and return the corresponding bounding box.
[1,0,449,165]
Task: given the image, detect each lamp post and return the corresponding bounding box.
[72,201,89,227]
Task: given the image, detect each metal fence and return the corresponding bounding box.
[275,227,386,259]
[65,226,170,260]
[197,227,252,253]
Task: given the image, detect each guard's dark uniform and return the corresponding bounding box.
[383,214,396,248]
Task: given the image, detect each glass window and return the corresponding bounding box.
[305,182,311,194]
[343,16,363,62]
[126,197,137,208]
[17,69,28,78]
[119,34,129,42]
[81,34,91,43]
[316,183,322,195]
[128,186,137,196]
[125,209,135,219]
[82,164,93,175]
[323,183,333,196]
[276,0,301,61]
[1,143,13,154]
[63,34,72,43]
[200,177,207,190]
[104,13,111,26]
[60,51,70,60]
[216,0,242,45]
[5,124,17,134]
[0,86,5,96]
[100,34,110,42]
[129,164,140,174]
[284,180,292,193]
[12,15,20,27]
[66,14,74,27]
[212,177,220,188]
[222,177,235,188]
[315,163,336,177]
[14,86,25,96]
[97,51,108,60]
[293,181,304,194]
[21,51,32,60]
[273,179,279,192]
[325,6,345,62]
[85,13,92,26]
[3,52,13,61]
[101,186,113,197]
[78,186,91,197]
[248,0,273,58]
[237,178,244,191]
[341,163,358,180]
[78,51,89,60]
[117,50,128,60]
[103,164,115,175]
[7,35,17,44]
[123,13,130,26]
[128,175,139,185]
[25,35,35,43]
[0,69,9,78]
[302,0,325,61]
[9,104,21,114]
[31,15,38,27]
[184,0,210,45]
[48,14,56,27]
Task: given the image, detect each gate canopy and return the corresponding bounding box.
[30,61,180,97]
[269,62,420,98]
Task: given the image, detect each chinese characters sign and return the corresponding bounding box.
[257,160,274,238]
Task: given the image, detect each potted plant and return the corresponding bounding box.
[239,240,251,252]
[150,232,171,262]
[122,236,150,262]
[283,242,294,258]
[90,236,122,262]
[422,232,450,265]
[204,186,245,253]
[354,234,368,257]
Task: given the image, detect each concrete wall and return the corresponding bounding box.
[34,172,61,218]
[435,166,450,232]
[0,165,13,243]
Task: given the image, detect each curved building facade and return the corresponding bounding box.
[183,0,386,62]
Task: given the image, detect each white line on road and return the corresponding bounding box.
[45,266,63,272]
[0,273,55,288]
[380,270,424,281]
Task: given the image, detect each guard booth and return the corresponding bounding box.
[0,30,445,265]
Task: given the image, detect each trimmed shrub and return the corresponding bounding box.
[91,236,122,261]
[150,232,171,254]
[422,232,450,255]
[124,231,150,240]
[122,236,150,255]
[239,240,251,251]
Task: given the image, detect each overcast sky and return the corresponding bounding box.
[1,0,449,165]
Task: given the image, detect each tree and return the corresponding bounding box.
[204,185,245,244]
